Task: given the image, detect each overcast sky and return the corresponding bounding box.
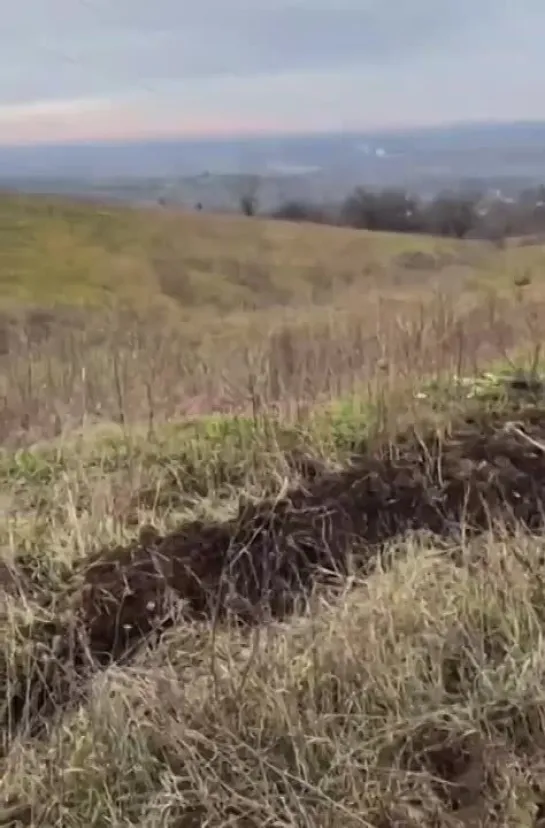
[1,0,543,144]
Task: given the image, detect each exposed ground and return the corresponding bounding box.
[3,195,545,825]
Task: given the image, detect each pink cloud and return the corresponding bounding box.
[0,96,293,145]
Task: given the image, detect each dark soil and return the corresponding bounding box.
[6,403,545,736]
[78,405,545,661]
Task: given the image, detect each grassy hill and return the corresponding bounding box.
[3,194,545,825]
[0,192,493,309]
[1,192,545,446]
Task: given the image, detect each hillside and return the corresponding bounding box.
[0,191,491,309]
[3,194,545,825]
[2,192,545,443]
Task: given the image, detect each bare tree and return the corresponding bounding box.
[228,174,260,216]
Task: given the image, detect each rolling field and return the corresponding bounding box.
[3,194,545,825]
[0,192,483,307]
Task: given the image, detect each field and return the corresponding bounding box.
[3,194,545,826]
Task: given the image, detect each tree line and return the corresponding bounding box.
[264,185,545,242]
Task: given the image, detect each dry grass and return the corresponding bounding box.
[1,192,545,444]
[1,194,545,446]
[5,536,545,826]
[0,192,481,308]
[4,195,545,825]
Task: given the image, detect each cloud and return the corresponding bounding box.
[0,95,246,146]
[0,98,112,120]
[3,1,499,95]
[1,0,544,142]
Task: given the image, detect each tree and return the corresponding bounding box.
[341,187,421,233]
[240,192,258,217]
[229,174,260,217]
[424,192,479,239]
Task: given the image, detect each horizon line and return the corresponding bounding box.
[0,116,543,150]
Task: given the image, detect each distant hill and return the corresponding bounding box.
[1,120,545,209]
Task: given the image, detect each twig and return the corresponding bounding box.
[504,422,545,453]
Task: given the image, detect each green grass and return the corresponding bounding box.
[0,372,502,530]
[0,405,369,531]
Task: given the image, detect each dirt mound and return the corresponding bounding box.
[6,404,545,736]
[78,405,545,661]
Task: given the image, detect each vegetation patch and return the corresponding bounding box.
[5,196,545,825]
[4,402,545,737]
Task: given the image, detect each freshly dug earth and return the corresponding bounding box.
[6,404,545,734]
[78,406,545,660]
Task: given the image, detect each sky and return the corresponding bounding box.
[1,0,544,144]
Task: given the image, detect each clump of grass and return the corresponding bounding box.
[4,534,545,825]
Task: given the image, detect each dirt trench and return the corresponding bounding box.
[77,406,545,660]
[6,404,545,736]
